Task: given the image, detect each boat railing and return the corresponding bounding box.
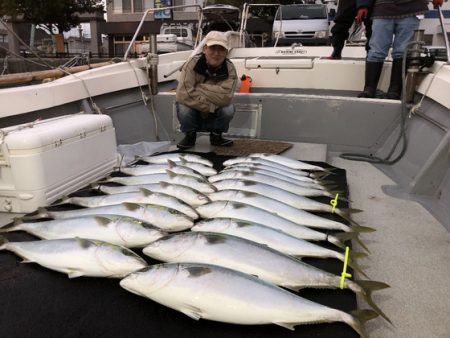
[436,5,450,64]
[240,3,281,48]
[123,3,202,60]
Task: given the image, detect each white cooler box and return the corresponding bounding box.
[0,114,118,213]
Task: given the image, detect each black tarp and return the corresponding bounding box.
[0,151,360,338]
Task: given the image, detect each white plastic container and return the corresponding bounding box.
[0,114,118,213]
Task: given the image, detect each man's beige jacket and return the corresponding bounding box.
[176,54,238,116]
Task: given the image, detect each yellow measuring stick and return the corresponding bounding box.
[340,246,352,289]
[330,193,339,213]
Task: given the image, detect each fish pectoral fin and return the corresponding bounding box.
[67,269,85,279]
[20,259,33,263]
[180,304,203,320]
[282,284,302,292]
[273,321,297,331]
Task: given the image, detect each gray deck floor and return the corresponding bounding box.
[330,156,450,338]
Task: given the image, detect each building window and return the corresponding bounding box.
[134,0,143,12]
[123,0,131,13]
[113,0,154,13]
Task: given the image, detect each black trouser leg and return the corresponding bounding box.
[329,4,355,59]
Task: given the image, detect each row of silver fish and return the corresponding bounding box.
[117,153,390,334]
[0,154,217,279]
[0,152,388,336]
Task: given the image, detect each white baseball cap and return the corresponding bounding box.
[204,31,229,51]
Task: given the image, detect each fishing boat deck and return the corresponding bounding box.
[0,138,449,337]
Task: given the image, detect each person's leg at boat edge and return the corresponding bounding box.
[176,102,198,150]
[209,104,234,147]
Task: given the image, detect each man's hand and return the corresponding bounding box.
[432,0,443,8]
[355,7,368,24]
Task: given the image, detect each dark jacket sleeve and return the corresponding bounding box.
[357,0,374,9]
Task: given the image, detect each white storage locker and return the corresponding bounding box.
[0,114,118,213]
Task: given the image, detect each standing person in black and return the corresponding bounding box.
[327,0,372,59]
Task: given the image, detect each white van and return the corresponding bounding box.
[272,4,330,46]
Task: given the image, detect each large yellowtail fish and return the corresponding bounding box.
[120,262,379,336]
[137,153,213,167]
[1,215,166,248]
[55,189,198,219]
[92,182,211,207]
[209,170,330,192]
[223,154,327,172]
[248,153,329,171]
[192,218,366,264]
[120,160,205,180]
[195,201,366,250]
[208,190,373,233]
[213,179,357,216]
[224,158,326,178]
[25,202,193,232]
[142,232,391,323]
[102,170,216,194]
[0,236,147,278]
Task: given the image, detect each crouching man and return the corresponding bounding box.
[175,30,238,149]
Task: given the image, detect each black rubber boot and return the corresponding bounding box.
[210,131,233,147]
[326,48,342,60]
[177,131,196,150]
[358,61,384,98]
[386,58,403,100]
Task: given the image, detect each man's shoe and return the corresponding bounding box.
[177,132,196,150]
[210,132,233,147]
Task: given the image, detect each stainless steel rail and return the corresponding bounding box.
[123,4,201,60]
[437,5,450,64]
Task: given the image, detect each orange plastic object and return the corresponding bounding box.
[240,74,252,93]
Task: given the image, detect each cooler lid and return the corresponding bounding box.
[2,114,114,151]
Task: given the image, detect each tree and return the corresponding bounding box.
[0,0,104,34]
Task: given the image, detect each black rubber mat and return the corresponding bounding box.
[0,151,360,338]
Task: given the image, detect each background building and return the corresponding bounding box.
[103,0,204,56]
